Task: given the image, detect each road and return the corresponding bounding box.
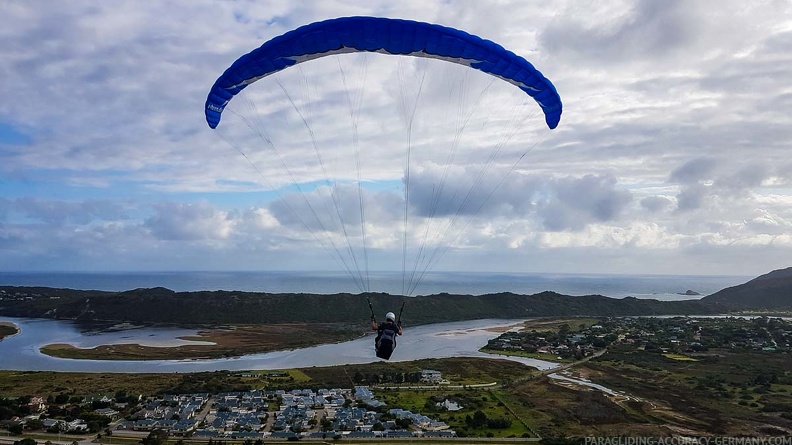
[373,382,498,390]
[540,347,608,376]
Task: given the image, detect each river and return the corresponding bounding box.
[0,316,558,373]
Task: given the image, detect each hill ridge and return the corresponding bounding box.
[701,266,792,309]
[1,286,722,326]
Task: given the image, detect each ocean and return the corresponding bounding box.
[0,271,749,299]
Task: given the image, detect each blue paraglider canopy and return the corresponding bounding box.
[205,16,562,130]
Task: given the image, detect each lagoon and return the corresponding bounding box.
[0,316,556,373]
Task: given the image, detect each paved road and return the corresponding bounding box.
[372,382,498,390]
[540,347,608,376]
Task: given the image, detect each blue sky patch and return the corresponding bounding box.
[0,122,32,145]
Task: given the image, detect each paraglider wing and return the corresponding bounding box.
[205,16,562,130]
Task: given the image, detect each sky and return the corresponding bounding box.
[1,0,791,284]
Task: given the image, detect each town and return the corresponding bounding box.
[1,371,460,441]
[483,316,792,359]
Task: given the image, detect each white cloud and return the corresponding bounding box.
[145,202,234,241]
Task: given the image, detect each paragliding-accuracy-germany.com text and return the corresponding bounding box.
[585,438,792,445]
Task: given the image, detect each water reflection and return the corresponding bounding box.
[0,316,556,373]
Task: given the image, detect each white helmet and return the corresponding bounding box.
[385,312,396,322]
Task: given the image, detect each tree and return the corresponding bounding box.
[466,410,488,429]
[140,429,169,445]
[87,420,103,433]
[353,371,364,383]
[486,417,512,429]
[320,418,332,431]
[8,423,24,435]
[395,418,411,429]
[0,405,15,421]
[25,419,44,430]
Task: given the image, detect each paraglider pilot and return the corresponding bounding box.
[372,311,403,360]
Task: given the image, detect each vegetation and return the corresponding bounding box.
[1,394,114,434]
[581,345,792,435]
[0,359,532,400]
[574,316,792,436]
[478,316,792,436]
[375,389,527,437]
[482,318,613,360]
[0,286,726,328]
[300,357,538,388]
[0,372,185,398]
[0,323,17,340]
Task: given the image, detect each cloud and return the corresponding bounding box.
[669,158,717,185]
[538,0,698,64]
[539,174,633,231]
[675,183,708,212]
[144,202,234,241]
[640,195,672,213]
[8,198,131,226]
[715,164,769,190]
[745,209,792,235]
[408,165,543,218]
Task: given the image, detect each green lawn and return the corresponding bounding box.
[373,388,534,438]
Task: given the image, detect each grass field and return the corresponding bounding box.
[0,371,184,397]
[662,352,699,361]
[518,318,602,332]
[479,348,576,363]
